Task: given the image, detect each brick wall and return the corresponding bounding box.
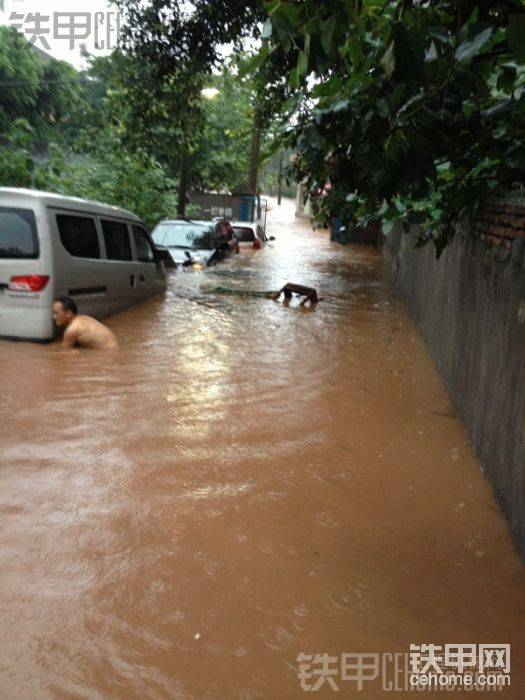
[383,203,525,557]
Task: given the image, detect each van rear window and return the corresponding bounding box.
[57,215,100,258]
[0,207,38,259]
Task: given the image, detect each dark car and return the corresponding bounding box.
[151,219,239,267]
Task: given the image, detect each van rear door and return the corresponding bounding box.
[0,204,54,340]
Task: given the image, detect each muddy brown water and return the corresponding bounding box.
[1,199,524,699]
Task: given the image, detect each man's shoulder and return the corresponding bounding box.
[64,319,81,336]
[66,316,92,335]
[74,315,96,328]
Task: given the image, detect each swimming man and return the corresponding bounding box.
[52,297,119,349]
[270,283,319,306]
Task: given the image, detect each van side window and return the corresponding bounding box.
[101,220,132,261]
[57,215,100,258]
[0,207,38,259]
[132,225,155,263]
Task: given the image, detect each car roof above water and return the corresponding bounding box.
[0,188,142,222]
[230,221,257,229]
[157,219,214,227]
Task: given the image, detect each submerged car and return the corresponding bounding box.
[230,221,267,249]
[151,219,239,267]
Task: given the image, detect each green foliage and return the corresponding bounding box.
[114,0,263,182]
[0,27,42,129]
[0,119,36,187]
[257,0,525,255]
[0,30,178,228]
[0,27,88,147]
[192,65,254,191]
[36,132,179,228]
[0,9,284,224]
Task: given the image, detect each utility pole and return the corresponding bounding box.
[277,150,284,205]
[177,137,190,218]
[248,126,261,195]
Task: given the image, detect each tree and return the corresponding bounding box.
[0,27,43,131]
[256,0,525,255]
[0,119,36,187]
[35,129,179,228]
[191,63,254,192]
[0,27,87,147]
[114,0,264,213]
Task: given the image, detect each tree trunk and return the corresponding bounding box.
[248,126,261,195]
[177,136,190,218]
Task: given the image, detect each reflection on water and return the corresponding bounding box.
[1,198,524,699]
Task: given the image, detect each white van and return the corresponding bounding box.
[0,188,167,341]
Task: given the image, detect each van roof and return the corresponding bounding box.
[0,188,142,222]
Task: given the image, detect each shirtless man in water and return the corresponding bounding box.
[52,297,119,349]
[270,283,319,306]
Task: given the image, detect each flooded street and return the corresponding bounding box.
[1,198,524,698]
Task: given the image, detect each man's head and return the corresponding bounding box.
[52,297,78,327]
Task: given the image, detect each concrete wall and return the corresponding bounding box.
[383,205,525,557]
[187,193,268,231]
[188,192,242,220]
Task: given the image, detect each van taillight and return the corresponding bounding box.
[253,238,261,250]
[9,275,50,292]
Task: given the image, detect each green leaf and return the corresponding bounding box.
[428,27,451,45]
[455,27,493,62]
[497,64,517,94]
[346,35,364,66]
[289,67,299,89]
[297,50,308,77]
[507,15,525,63]
[380,41,395,78]
[393,198,406,214]
[382,220,395,235]
[481,98,512,120]
[321,16,337,56]
[265,0,281,13]
[326,99,349,114]
[425,41,438,62]
[311,75,343,98]
[238,46,269,77]
[261,136,284,161]
[304,32,311,57]
[276,1,303,29]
